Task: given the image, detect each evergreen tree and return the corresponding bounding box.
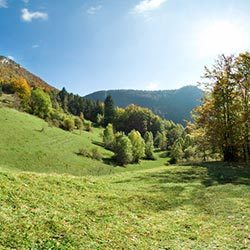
[128,130,145,163]
[104,95,115,126]
[144,131,155,160]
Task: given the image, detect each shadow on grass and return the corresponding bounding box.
[111,162,250,212]
[186,161,250,186]
[92,141,104,147]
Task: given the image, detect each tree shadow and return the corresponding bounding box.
[186,161,250,186]
[92,140,104,147]
[111,162,250,212]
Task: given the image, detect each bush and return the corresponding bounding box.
[85,122,92,132]
[75,117,83,130]
[78,147,103,161]
[78,148,91,158]
[63,118,75,131]
[91,148,103,161]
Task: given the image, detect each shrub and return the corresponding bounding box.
[78,147,103,161]
[78,148,91,158]
[103,123,115,150]
[91,148,103,161]
[63,118,75,131]
[85,122,92,132]
[75,117,83,130]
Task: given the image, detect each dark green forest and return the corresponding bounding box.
[85,86,203,124]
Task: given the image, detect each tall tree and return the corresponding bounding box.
[103,123,115,150]
[144,131,155,160]
[235,52,250,162]
[30,88,52,118]
[195,54,245,162]
[104,95,115,126]
[128,130,145,163]
[113,133,133,166]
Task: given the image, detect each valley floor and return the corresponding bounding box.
[0,163,249,249]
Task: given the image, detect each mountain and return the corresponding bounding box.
[85,86,203,124]
[0,56,54,90]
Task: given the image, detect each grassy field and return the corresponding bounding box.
[0,106,250,249]
[0,163,249,249]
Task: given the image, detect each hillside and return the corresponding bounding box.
[0,106,167,175]
[85,86,203,124]
[0,107,113,176]
[0,56,53,90]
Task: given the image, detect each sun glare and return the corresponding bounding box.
[195,20,249,58]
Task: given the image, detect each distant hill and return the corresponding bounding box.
[85,86,203,124]
[0,56,54,90]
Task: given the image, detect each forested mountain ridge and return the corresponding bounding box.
[85,86,203,124]
[0,56,54,90]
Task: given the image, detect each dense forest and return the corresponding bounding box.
[85,86,203,124]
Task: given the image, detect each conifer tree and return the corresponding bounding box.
[104,95,115,126]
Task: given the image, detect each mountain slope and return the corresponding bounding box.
[0,107,113,176]
[0,56,53,90]
[85,86,203,124]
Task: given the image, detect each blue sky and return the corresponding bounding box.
[1,0,250,95]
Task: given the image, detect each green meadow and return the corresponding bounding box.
[0,107,249,249]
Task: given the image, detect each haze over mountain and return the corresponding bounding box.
[85,86,203,124]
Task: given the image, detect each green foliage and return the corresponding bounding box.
[103,123,115,150]
[30,88,52,118]
[114,104,166,137]
[57,87,104,123]
[90,147,103,161]
[85,86,203,124]
[144,131,155,160]
[78,147,103,161]
[104,95,115,126]
[113,133,133,166]
[194,53,250,162]
[74,116,83,131]
[63,117,75,131]
[128,130,145,163]
[84,122,92,132]
[154,131,167,150]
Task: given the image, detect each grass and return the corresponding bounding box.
[0,107,167,176]
[0,164,249,249]
[0,106,249,249]
[0,106,115,176]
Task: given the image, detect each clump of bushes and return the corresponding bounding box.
[78,147,103,161]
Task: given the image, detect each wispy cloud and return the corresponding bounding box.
[32,44,39,49]
[87,5,102,15]
[0,0,7,8]
[21,8,48,22]
[133,0,167,14]
[23,0,30,4]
